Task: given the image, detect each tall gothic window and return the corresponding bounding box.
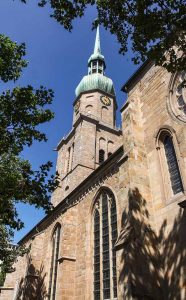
[48,224,61,300]
[163,135,183,195]
[93,190,118,300]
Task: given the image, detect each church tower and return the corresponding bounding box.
[52,27,122,206]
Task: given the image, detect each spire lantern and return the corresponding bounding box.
[75,26,115,98]
[88,26,106,75]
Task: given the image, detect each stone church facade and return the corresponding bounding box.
[1,28,186,300]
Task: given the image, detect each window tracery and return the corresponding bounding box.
[176,71,186,115]
[163,135,183,195]
[93,190,117,300]
[169,71,186,122]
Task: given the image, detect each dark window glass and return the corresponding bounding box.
[164,136,183,194]
[102,194,110,299]
[48,225,61,300]
[111,198,118,298]
[99,150,105,164]
[94,191,118,299]
[94,210,100,300]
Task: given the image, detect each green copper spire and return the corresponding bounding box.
[88,26,106,75]
[75,27,115,98]
[94,25,101,54]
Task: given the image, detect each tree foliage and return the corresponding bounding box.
[0,35,27,82]
[0,85,54,156]
[0,34,59,280]
[0,157,55,230]
[21,0,186,73]
[0,225,28,277]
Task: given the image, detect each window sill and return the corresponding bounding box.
[166,192,186,206]
[178,199,186,209]
[58,256,76,263]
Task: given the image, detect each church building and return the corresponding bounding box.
[1,27,186,300]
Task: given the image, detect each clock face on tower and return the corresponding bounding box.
[100,95,111,106]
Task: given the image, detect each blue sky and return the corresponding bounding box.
[0,0,137,243]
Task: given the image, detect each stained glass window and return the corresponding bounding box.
[93,190,118,300]
[48,225,61,300]
[164,136,183,195]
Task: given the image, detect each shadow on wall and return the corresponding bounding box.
[116,188,186,300]
[16,260,47,300]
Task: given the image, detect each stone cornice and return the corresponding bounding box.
[56,113,122,151]
[121,60,153,93]
[120,100,130,113]
[0,287,14,291]
[56,127,76,151]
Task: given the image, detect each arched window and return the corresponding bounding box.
[93,190,118,300]
[99,138,106,164]
[99,149,105,164]
[85,105,93,115]
[163,135,183,195]
[48,224,61,300]
[101,106,109,123]
[108,141,114,158]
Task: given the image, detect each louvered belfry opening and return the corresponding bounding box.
[163,135,183,195]
[48,225,61,300]
[93,190,118,300]
[99,149,105,164]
